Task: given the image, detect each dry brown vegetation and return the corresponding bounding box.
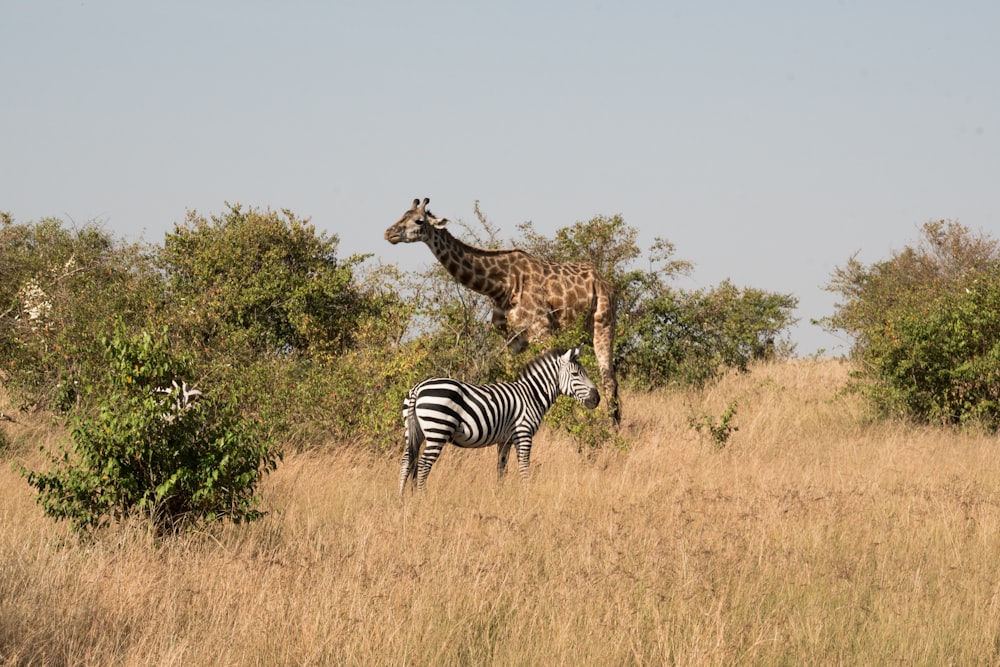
[3,359,1000,665]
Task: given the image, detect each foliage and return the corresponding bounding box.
[620,280,798,388]
[22,325,278,533]
[179,261,419,453]
[158,204,373,359]
[0,215,164,411]
[323,341,429,452]
[690,400,739,448]
[158,205,416,452]
[823,220,1000,429]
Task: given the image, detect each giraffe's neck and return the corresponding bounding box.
[425,227,509,300]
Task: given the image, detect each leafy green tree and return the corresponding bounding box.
[824,220,1000,428]
[158,204,372,360]
[621,281,797,388]
[153,205,425,452]
[254,263,428,453]
[0,215,163,411]
[22,325,277,533]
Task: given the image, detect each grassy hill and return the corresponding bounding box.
[3,358,1000,665]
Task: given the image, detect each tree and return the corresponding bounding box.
[823,220,1000,428]
[155,204,425,452]
[22,324,277,533]
[158,204,373,359]
[620,281,798,388]
[0,215,163,411]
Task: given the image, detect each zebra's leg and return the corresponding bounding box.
[497,440,513,482]
[415,439,446,491]
[515,436,534,481]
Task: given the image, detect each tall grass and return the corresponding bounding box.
[3,359,1000,665]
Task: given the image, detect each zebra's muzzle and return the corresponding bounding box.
[582,389,600,410]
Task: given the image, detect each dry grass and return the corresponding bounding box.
[4,359,1000,665]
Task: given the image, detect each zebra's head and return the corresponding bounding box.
[557,344,600,409]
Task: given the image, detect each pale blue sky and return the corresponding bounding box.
[3,1,998,356]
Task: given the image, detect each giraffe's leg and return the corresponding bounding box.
[525,313,552,344]
[597,361,619,423]
[493,307,529,354]
[593,299,620,424]
[505,301,548,354]
[508,333,529,354]
[491,307,508,330]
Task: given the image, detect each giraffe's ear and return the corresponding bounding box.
[430,216,449,229]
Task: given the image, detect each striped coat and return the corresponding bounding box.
[399,345,599,493]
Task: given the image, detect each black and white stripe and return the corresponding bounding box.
[398,344,600,493]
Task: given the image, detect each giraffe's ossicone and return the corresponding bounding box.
[385,197,620,423]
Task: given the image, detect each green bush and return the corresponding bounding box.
[22,325,278,533]
[0,215,163,411]
[158,204,374,359]
[620,280,798,389]
[324,340,430,451]
[690,400,739,448]
[824,220,1000,429]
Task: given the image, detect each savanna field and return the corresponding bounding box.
[3,358,1000,666]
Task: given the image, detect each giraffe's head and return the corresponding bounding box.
[384,197,449,245]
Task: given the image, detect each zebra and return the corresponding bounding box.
[398,344,600,494]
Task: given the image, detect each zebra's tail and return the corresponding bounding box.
[404,393,422,483]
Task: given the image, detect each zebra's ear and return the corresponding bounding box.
[566,344,583,362]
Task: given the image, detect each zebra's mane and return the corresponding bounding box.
[517,348,567,379]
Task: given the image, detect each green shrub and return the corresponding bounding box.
[325,341,431,451]
[158,204,373,359]
[21,325,278,533]
[0,216,163,411]
[824,220,1000,429]
[690,400,739,448]
[620,281,797,389]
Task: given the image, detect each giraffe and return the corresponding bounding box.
[385,197,620,423]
